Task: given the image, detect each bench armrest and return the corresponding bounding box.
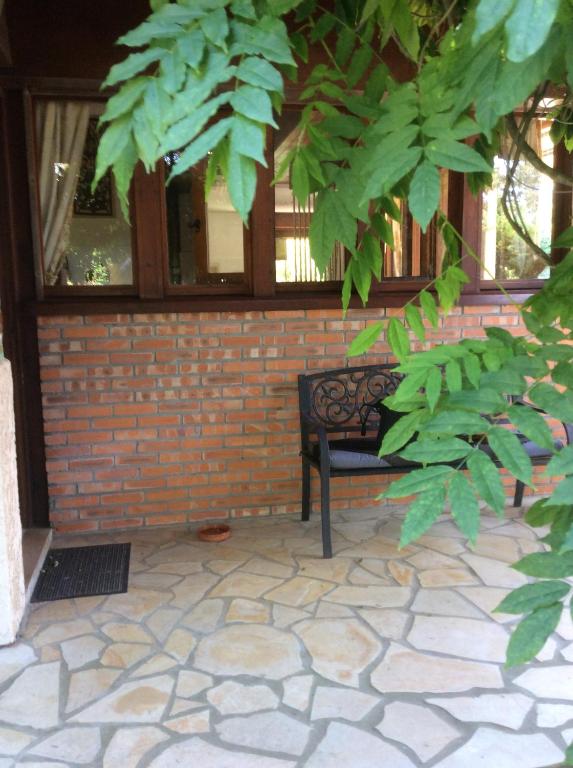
[299,413,331,468]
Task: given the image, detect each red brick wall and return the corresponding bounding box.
[37,304,549,533]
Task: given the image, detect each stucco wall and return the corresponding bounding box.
[0,358,25,645]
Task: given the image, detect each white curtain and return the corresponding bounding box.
[36,101,90,285]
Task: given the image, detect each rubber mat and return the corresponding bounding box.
[31,543,130,602]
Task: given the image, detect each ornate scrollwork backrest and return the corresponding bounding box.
[304,365,402,431]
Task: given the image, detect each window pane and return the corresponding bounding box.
[273,111,441,284]
[164,155,245,286]
[35,101,133,287]
[481,119,553,280]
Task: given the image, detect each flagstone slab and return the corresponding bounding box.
[418,568,479,588]
[315,603,354,619]
[241,558,294,579]
[210,572,283,599]
[311,686,379,721]
[371,643,504,694]
[195,624,303,679]
[0,727,33,756]
[0,663,60,729]
[428,693,534,730]
[164,628,196,662]
[377,702,461,762]
[175,670,213,698]
[408,615,509,662]
[358,609,409,641]
[32,619,93,647]
[182,599,224,633]
[216,711,312,756]
[103,590,165,621]
[337,536,416,560]
[282,675,314,712]
[131,653,178,678]
[456,587,513,623]
[272,604,309,627]
[165,710,210,734]
[361,559,389,580]
[411,589,483,619]
[170,574,219,609]
[433,727,562,768]
[514,666,573,700]
[461,554,527,588]
[305,722,416,768]
[100,643,151,669]
[407,551,462,571]
[348,566,390,586]
[0,645,36,687]
[387,561,415,586]
[471,533,521,563]
[29,727,101,764]
[265,577,334,607]
[150,561,204,575]
[416,535,466,556]
[71,675,174,723]
[66,668,122,713]
[103,726,168,768]
[207,680,279,714]
[324,585,410,609]
[129,572,182,590]
[147,738,296,768]
[294,619,382,687]
[537,703,573,728]
[226,598,270,623]
[145,607,182,641]
[60,635,105,670]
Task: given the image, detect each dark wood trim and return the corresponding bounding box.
[551,140,573,265]
[252,130,276,297]
[0,88,49,528]
[132,164,164,299]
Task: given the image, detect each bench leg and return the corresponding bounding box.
[320,467,333,559]
[513,480,525,507]
[301,459,311,521]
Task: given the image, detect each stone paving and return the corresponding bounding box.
[0,504,572,767]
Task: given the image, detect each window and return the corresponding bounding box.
[33,99,134,289]
[480,117,554,282]
[164,155,247,289]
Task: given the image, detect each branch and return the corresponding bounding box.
[505,113,573,188]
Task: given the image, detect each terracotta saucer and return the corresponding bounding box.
[197,524,231,543]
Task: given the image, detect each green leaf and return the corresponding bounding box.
[405,304,425,342]
[473,0,515,42]
[530,383,573,422]
[236,56,283,93]
[550,477,573,506]
[400,437,472,463]
[399,483,446,547]
[546,445,573,477]
[449,470,480,544]
[513,551,573,578]
[310,11,336,42]
[291,153,310,206]
[365,63,390,101]
[362,233,382,281]
[335,26,355,68]
[362,146,423,200]
[310,190,357,273]
[505,0,559,63]
[381,464,454,499]
[350,257,372,306]
[394,368,430,402]
[388,318,410,362]
[379,408,427,456]
[480,368,527,395]
[408,161,440,232]
[419,291,439,329]
[229,114,266,165]
[525,499,566,527]
[425,139,492,173]
[552,361,573,389]
[496,581,570,614]
[169,117,233,180]
[425,367,442,412]
[94,117,131,186]
[424,411,491,436]
[100,78,148,123]
[445,388,506,414]
[160,92,230,154]
[445,360,462,393]
[506,603,562,667]
[564,742,573,766]
[230,85,277,127]
[227,149,256,224]
[233,16,295,65]
[347,44,373,88]
[347,322,384,357]
[487,427,532,485]
[507,404,555,452]
[103,48,166,89]
[553,226,573,250]
[467,450,506,516]
[111,135,138,219]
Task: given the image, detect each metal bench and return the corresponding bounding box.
[298,363,571,558]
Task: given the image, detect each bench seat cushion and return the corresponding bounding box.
[311,438,393,470]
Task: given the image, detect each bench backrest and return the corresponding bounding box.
[298,364,402,434]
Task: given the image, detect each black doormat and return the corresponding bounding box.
[31,543,131,603]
